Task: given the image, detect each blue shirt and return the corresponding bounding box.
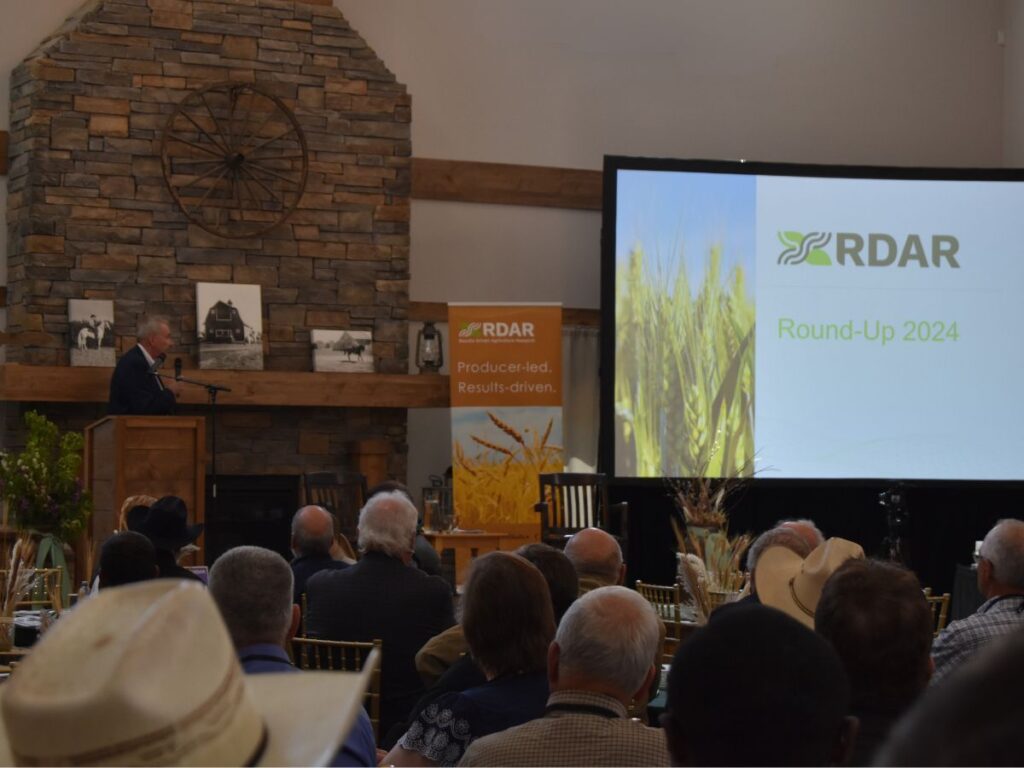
[238,644,377,767]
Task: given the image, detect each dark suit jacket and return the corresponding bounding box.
[290,553,348,605]
[108,345,176,416]
[305,551,456,742]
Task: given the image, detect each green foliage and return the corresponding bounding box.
[0,411,93,541]
[616,244,755,477]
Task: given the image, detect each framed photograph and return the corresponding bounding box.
[196,282,264,370]
[68,299,115,367]
[311,329,373,373]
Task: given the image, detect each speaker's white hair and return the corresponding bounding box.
[137,315,169,339]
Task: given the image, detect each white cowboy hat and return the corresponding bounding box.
[0,580,375,766]
[754,537,865,628]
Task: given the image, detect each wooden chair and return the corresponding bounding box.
[923,588,951,637]
[534,473,628,549]
[303,471,368,555]
[636,579,690,663]
[291,637,383,740]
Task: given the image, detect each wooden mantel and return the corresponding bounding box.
[0,364,450,408]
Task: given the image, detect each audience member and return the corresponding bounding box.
[776,517,825,551]
[416,543,577,687]
[366,481,442,576]
[209,546,376,767]
[116,493,156,531]
[662,604,856,766]
[291,505,349,603]
[306,491,455,743]
[133,495,204,581]
[746,526,815,589]
[385,552,554,767]
[460,585,669,766]
[815,558,932,765]
[713,525,813,615]
[97,531,158,589]
[754,537,864,627]
[931,518,1024,683]
[0,580,373,766]
[877,628,1024,766]
[563,527,625,593]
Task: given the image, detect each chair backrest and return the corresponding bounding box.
[303,471,368,552]
[635,579,699,664]
[923,588,951,637]
[535,473,617,545]
[636,579,685,636]
[291,637,383,740]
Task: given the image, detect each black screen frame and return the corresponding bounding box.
[599,155,1024,484]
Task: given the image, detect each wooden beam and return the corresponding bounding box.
[411,158,602,211]
[410,300,599,327]
[0,142,603,211]
[0,364,450,408]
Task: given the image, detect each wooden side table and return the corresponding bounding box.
[423,531,507,586]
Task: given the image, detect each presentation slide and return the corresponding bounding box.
[609,162,1024,480]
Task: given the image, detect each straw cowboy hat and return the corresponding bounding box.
[0,580,375,766]
[754,537,865,628]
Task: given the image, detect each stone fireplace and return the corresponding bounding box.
[3,0,414,481]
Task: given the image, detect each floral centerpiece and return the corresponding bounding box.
[667,455,754,622]
[0,410,93,609]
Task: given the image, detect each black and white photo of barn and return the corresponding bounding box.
[196,282,264,371]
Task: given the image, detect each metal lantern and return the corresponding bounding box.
[416,321,443,373]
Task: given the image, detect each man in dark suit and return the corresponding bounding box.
[305,490,455,746]
[108,315,182,415]
[289,504,349,604]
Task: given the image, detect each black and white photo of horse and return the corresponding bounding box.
[311,329,374,373]
[69,299,115,367]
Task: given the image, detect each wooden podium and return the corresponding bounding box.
[84,416,207,565]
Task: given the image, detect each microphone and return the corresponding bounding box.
[174,357,182,381]
[148,353,166,374]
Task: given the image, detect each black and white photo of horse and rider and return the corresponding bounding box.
[311,329,374,373]
[68,299,115,367]
[196,282,264,370]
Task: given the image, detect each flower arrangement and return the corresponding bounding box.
[666,454,755,621]
[0,410,92,542]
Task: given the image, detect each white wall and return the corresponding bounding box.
[337,0,1008,495]
[0,1,1011,495]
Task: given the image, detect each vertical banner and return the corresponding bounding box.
[449,303,563,543]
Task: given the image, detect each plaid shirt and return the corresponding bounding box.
[457,690,670,767]
[931,594,1024,683]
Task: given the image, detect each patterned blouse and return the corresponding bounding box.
[399,672,548,766]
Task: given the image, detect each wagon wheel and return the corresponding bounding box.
[161,81,309,239]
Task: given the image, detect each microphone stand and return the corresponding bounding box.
[157,372,232,517]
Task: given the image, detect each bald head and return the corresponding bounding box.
[979,519,1024,596]
[564,528,624,587]
[291,505,335,558]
